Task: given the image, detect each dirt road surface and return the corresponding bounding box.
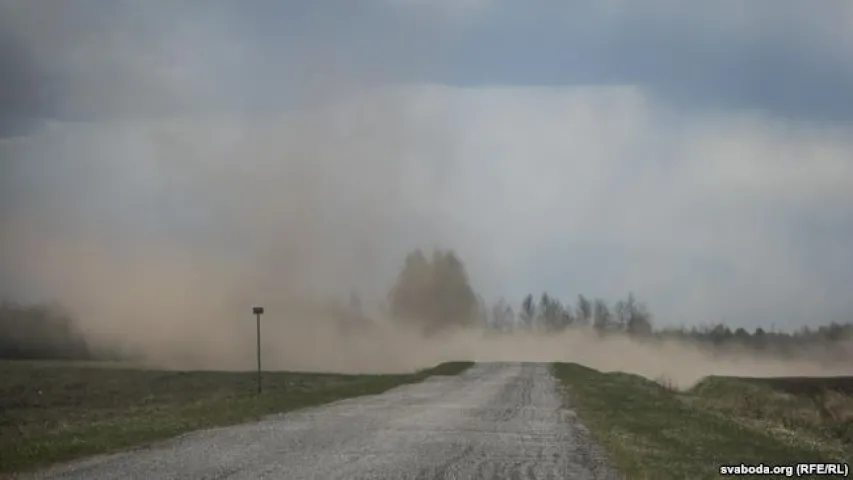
[24,363,620,480]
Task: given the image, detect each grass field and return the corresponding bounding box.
[0,359,474,474]
[553,363,853,480]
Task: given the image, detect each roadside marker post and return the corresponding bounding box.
[253,306,264,394]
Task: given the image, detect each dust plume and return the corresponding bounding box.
[1,1,853,388]
[0,0,460,371]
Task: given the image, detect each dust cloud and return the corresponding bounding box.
[1,2,852,390]
[4,173,853,389]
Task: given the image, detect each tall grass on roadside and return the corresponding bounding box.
[552,363,849,480]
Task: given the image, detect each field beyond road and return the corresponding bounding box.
[553,363,853,480]
[0,360,473,474]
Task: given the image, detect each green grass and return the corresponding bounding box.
[0,359,473,474]
[552,363,852,480]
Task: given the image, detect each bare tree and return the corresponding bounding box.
[576,294,592,326]
[593,298,612,333]
[613,299,628,331]
[490,298,515,332]
[624,293,653,336]
[520,294,535,330]
[539,292,565,332]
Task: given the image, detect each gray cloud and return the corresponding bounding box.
[3,1,852,127]
[436,0,853,123]
[0,19,55,136]
[0,0,459,129]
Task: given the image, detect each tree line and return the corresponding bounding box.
[385,248,853,356]
[0,301,98,360]
[485,292,653,336]
[2,247,852,359]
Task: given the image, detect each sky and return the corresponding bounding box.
[2,0,853,332]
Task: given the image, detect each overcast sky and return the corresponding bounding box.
[2,0,853,331]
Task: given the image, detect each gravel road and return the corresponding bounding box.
[26,362,620,480]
